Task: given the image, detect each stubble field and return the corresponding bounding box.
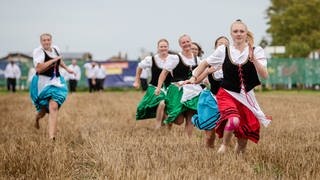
[0,91,319,179]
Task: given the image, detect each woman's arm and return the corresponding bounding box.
[155,69,169,95]
[194,66,218,84]
[60,59,74,74]
[133,66,143,89]
[189,60,209,83]
[252,59,268,78]
[35,56,61,74]
[249,46,268,79]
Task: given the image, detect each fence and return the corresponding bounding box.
[264,58,320,89]
[0,58,320,90]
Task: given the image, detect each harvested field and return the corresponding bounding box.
[0,91,319,179]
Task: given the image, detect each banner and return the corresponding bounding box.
[100,61,137,88]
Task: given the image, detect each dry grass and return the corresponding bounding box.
[0,91,319,179]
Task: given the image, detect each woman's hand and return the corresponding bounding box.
[183,78,195,85]
[154,87,161,95]
[133,80,140,89]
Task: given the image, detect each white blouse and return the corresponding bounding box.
[33,45,61,67]
[32,45,64,94]
[206,44,267,68]
[138,54,179,70]
[163,52,199,71]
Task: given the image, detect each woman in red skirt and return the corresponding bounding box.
[190,20,271,154]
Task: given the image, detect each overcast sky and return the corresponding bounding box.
[0,0,271,60]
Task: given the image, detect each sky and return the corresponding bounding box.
[0,0,271,60]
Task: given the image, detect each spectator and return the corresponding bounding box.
[4,59,21,92]
[96,63,106,91]
[68,59,81,92]
[84,61,98,92]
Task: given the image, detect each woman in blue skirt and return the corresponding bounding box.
[186,36,229,148]
[30,33,74,140]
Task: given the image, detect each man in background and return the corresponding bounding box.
[4,59,21,92]
[68,59,81,92]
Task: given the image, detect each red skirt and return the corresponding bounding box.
[215,88,260,143]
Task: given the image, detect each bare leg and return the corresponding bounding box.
[217,117,240,154]
[173,114,185,125]
[235,138,248,154]
[185,110,195,137]
[204,130,215,148]
[155,101,165,129]
[48,100,59,140]
[217,131,233,153]
[35,108,46,129]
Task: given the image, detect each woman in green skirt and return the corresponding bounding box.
[155,34,202,137]
[133,39,179,129]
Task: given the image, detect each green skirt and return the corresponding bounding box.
[136,85,166,120]
[163,84,199,124]
[183,94,199,111]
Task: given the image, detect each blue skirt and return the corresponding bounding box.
[30,75,68,112]
[192,89,220,130]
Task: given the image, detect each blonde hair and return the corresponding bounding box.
[231,19,254,46]
[157,38,169,46]
[178,34,191,44]
[247,31,254,47]
[230,19,248,32]
[40,33,52,40]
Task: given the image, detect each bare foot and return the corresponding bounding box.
[35,109,46,129]
[234,143,246,154]
[205,138,215,148]
[204,131,215,148]
[155,123,162,129]
[155,119,163,129]
[217,144,227,154]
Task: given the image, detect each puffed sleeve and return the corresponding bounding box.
[206,45,226,67]
[52,45,61,56]
[254,46,267,67]
[138,56,152,69]
[163,54,179,71]
[32,47,45,67]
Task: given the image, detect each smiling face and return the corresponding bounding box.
[215,37,229,49]
[191,43,199,56]
[40,34,52,50]
[157,39,169,56]
[230,22,247,46]
[179,35,192,52]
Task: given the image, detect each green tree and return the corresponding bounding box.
[267,0,320,58]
